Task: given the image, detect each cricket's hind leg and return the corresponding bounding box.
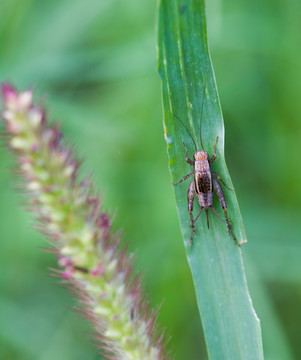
[212,178,238,245]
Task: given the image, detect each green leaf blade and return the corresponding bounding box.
[158,0,264,359]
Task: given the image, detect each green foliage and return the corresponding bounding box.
[157,0,264,359]
[0,0,301,359]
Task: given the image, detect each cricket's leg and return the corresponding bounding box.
[187,179,196,247]
[172,172,194,185]
[183,142,195,165]
[212,172,233,191]
[213,178,238,245]
[209,136,219,164]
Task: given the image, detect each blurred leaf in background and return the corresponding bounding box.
[0,0,300,359]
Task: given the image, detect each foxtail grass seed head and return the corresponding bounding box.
[1,84,170,360]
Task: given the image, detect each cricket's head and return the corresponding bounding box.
[194,150,208,161]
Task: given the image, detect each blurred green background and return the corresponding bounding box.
[0,0,300,359]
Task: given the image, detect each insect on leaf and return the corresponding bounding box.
[157,0,264,359]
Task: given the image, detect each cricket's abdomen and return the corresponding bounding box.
[195,159,213,208]
[196,191,213,209]
[196,172,212,193]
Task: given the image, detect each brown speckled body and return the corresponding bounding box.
[194,150,213,208]
[173,139,237,247]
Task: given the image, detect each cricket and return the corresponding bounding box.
[173,89,237,247]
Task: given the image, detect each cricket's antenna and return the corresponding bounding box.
[199,84,206,150]
[174,114,197,152]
